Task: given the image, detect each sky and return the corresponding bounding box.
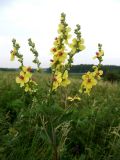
[0,0,120,68]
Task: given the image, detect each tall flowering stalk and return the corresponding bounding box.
[10,39,39,94]
[28,38,41,72]
[79,44,104,95]
[49,13,85,95]
[10,39,23,67]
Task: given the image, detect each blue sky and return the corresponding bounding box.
[0,0,120,68]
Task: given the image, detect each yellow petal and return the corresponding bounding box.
[16,77,21,84]
[22,66,27,72]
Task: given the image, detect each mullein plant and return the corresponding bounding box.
[9,13,104,160]
[10,13,104,101]
[49,13,85,100]
[10,39,39,94]
[79,43,104,95]
[49,13,104,101]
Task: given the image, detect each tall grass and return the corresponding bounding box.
[0,72,120,160]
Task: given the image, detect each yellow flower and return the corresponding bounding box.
[80,72,97,95]
[52,71,62,90]
[69,38,85,54]
[10,48,17,61]
[93,68,103,80]
[54,50,67,63]
[82,72,97,89]
[67,95,81,101]
[22,66,32,78]
[16,71,29,87]
[61,70,70,87]
[93,50,104,59]
[53,37,61,46]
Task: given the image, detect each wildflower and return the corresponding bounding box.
[80,72,97,95]
[61,70,70,87]
[69,38,85,54]
[22,66,32,78]
[67,95,81,101]
[52,71,62,90]
[53,37,61,46]
[69,38,77,54]
[93,67,103,80]
[54,50,67,63]
[93,50,104,59]
[16,71,29,87]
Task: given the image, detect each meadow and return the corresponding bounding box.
[0,71,120,160]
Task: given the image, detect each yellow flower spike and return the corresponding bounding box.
[16,71,29,87]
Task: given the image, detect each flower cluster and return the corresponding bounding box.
[52,70,70,90]
[10,39,39,94]
[80,44,104,95]
[10,13,104,103]
[69,24,85,55]
[50,13,85,92]
[93,43,104,63]
[16,66,37,93]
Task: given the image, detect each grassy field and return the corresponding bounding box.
[0,71,120,160]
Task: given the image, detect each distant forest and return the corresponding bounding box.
[46,64,120,74]
[0,64,120,74]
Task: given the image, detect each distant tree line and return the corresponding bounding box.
[1,64,120,75]
[46,64,120,74]
[0,68,18,71]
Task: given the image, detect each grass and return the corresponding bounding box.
[0,71,120,160]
